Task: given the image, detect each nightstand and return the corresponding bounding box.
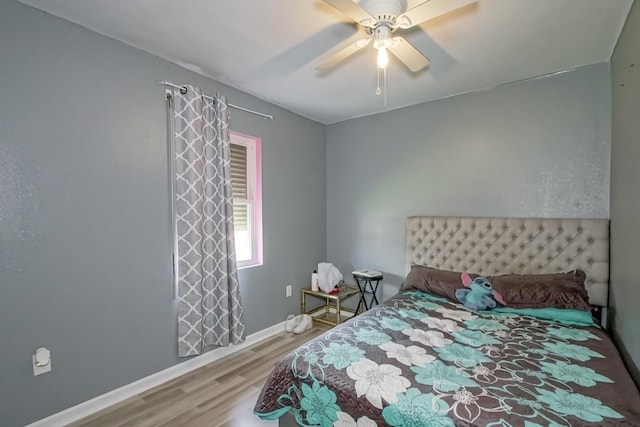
[301,286,360,326]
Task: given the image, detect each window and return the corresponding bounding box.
[230,132,262,268]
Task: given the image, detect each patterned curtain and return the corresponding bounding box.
[172,85,245,357]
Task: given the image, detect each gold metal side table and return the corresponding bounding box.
[301,286,360,326]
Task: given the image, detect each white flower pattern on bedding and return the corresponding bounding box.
[379,342,436,367]
[402,328,453,347]
[333,412,377,427]
[436,307,478,321]
[420,316,463,333]
[346,359,410,409]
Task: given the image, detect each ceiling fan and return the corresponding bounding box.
[318,0,476,72]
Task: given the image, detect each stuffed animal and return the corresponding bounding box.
[455,273,506,311]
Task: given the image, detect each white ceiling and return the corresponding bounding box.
[19,0,633,124]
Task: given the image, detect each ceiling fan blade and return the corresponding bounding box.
[321,0,375,26]
[316,38,371,71]
[388,37,430,72]
[396,0,476,29]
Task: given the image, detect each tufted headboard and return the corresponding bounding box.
[405,217,610,307]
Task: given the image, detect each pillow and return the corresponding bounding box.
[402,265,475,301]
[403,265,591,310]
[489,270,591,311]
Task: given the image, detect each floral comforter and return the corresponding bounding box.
[254,291,640,426]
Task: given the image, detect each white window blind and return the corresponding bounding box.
[230,143,248,231]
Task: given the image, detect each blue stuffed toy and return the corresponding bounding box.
[455,273,505,311]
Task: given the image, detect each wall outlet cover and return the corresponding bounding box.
[33,347,52,376]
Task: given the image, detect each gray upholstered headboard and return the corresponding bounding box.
[405,217,609,306]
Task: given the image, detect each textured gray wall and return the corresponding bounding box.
[326,63,611,301]
[0,1,325,425]
[610,0,640,385]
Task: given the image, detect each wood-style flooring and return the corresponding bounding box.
[69,324,329,427]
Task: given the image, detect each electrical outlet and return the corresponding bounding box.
[285,285,292,297]
[33,347,52,376]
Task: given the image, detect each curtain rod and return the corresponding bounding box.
[159,80,274,120]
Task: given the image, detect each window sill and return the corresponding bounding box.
[238,260,263,270]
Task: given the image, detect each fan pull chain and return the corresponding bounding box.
[383,67,387,107]
[375,66,388,107]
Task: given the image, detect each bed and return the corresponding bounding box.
[254,217,640,426]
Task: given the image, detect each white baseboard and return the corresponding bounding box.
[26,320,287,427]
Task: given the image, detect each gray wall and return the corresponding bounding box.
[326,63,611,301]
[610,0,640,385]
[0,1,325,425]
[0,0,626,424]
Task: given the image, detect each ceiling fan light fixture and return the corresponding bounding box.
[373,25,393,69]
[320,0,471,102]
[372,35,392,50]
[376,46,389,68]
[372,25,392,48]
